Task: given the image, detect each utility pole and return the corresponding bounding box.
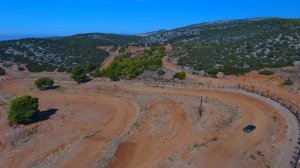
[199,96,203,117]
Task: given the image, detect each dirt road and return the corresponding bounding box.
[0,76,298,168]
[0,80,137,168]
[117,84,296,168]
[98,46,119,70]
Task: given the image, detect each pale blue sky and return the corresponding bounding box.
[0,0,299,40]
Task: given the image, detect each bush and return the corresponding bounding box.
[259,70,274,76]
[71,65,87,83]
[7,96,39,124]
[35,77,54,90]
[101,55,163,80]
[93,68,102,78]
[157,69,166,76]
[18,66,26,71]
[0,67,5,76]
[57,66,67,72]
[83,62,97,73]
[283,78,294,85]
[97,45,165,80]
[173,72,186,80]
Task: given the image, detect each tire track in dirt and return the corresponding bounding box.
[109,99,193,168]
[119,84,291,167]
[60,97,136,168]
[0,78,296,167]
[0,80,137,168]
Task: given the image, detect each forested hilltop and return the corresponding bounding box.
[0,33,142,72]
[0,18,299,73]
[161,18,300,75]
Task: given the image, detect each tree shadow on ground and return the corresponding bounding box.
[31,109,58,124]
[79,77,92,84]
[45,85,60,90]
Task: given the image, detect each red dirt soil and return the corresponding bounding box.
[0,51,298,167]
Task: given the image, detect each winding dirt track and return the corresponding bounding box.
[0,80,136,168]
[0,76,298,167]
[117,85,296,168]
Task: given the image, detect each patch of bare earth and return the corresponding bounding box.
[0,71,297,168]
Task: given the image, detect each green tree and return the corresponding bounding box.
[57,66,67,72]
[7,96,39,124]
[283,78,293,85]
[259,70,274,76]
[157,69,166,76]
[173,72,186,80]
[34,77,54,90]
[93,68,102,77]
[71,65,87,83]
[84,62,97,73]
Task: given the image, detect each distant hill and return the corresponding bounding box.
[143,18,300,45]
[137,29,167,37]
[155,18,300,75]
[0,18,299,73]
[0,33,142,72]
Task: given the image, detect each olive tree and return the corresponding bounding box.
[173,72,186,80]
[71,65,87,83]
[35,77,54,90]
[7,96,39,124]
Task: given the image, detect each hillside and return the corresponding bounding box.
[144,18,300,45]
[152,18,300,75]
[0,18,299,73]
[0,34,141,72]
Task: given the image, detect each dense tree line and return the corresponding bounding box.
[95,46,165,80]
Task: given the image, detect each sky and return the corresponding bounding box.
[0,0,300,40]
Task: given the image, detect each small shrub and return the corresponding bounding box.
[212,137,218,141]
[259,70,274,76]
[7,96,39,124]
[83,62,97,73]
[157,69,166,76]
[34,77,54,90]
[0,67,5,76]
[283,78,293,85]
[109,73,120,81]
[18,66,26,71]
[250,154,256,160]
[173,72,186,80]
[57,66,67,72]
[71,65,87,83]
